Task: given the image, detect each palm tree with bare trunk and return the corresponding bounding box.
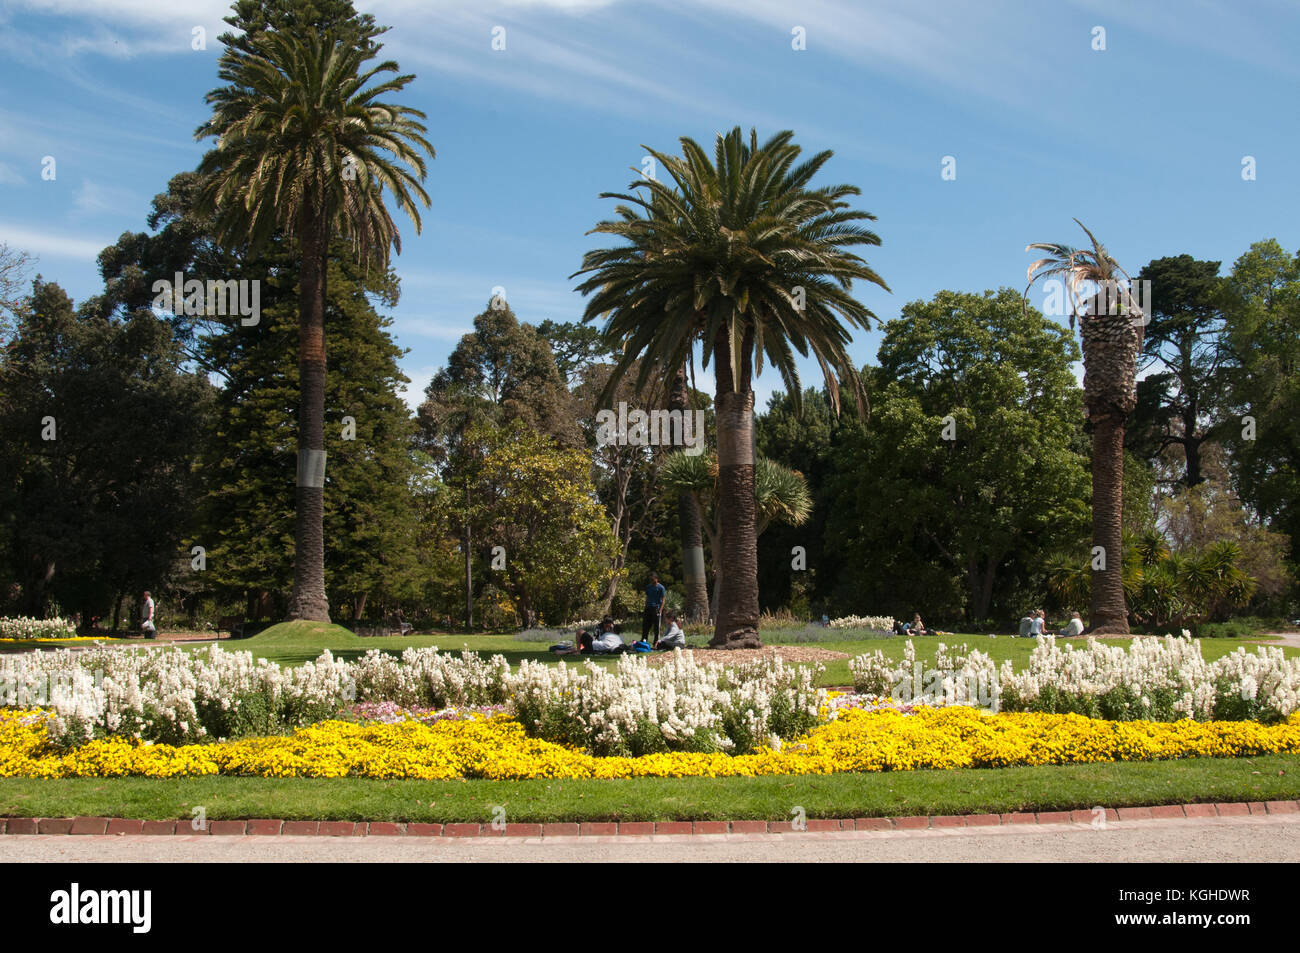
[574,127,886,647]
[196,26,433,622]
[1026,219,1144,634]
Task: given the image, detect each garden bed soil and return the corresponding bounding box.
[647,646,849,666]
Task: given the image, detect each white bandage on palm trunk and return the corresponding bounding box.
[297,449,327,488]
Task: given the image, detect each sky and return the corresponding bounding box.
[2,0,1298,411]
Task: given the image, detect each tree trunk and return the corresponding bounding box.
[464,478,474,631]
[1080,298,1140,636]
[352,591,368,622]
[286,210,331,622]
[1088,410,1130,633]
[670,364,710,623]
[710,328,761,648]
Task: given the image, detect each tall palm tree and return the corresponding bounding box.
[1026,219,1144,634]
[574,127,887,647]
[195,27,433,622]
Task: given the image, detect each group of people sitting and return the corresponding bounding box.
[1019,610,1085,638]
[894,613,930,636]
[553,612,687,656]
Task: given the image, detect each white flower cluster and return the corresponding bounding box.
[349,648,509,709]
[0,616,77,640]
[828,615,895,632]
[849,640,999,709]
[506,650,826,756]
[850,635,1300,722]
[0,644,360,746]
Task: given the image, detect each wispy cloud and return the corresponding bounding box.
[73,178,139,216]
[0,222,110,260]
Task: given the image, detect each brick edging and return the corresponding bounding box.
[1,801,1296,837]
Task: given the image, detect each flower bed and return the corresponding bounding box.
[2,704,1297,781]
[850,635,1300,722]
[0,644,822,754]
[0,617,77,641]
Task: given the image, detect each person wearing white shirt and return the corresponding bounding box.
[1059,612,1084,637]
[577,617,624,654]
[141,591,156,639]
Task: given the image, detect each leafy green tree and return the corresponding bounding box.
[0,242,36,346]
[1221,239,1300,567]
[828,289,1089,623]
[196,7,433,621]
[0,280,213,623]
[536,319,620,387]
[418,303,581,456]
[1129,255,1229,487]
[467,420,620,626]
[574,127,888,647]
[756,387,858,616]
[417,302,580,627]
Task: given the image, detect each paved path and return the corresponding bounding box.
[1252,631,1300,649]
[5,814,1298,863]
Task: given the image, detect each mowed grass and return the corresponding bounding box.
[6,622,1294,687]
[1,754,1297,823]
[219,623,1300,687]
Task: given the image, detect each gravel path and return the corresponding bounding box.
[6,814,1297,863]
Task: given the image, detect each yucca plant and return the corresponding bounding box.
[195,26,434,621]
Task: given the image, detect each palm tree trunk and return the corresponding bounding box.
[670,364,709,623]
[711,328,761,648]
[287,212,331,622]
[1088,410,1130,634]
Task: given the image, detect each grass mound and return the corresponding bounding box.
[245,620,364,647]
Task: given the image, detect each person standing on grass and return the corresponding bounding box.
[642,572,666,643]
[141,591,156,639]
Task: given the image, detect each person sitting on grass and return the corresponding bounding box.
[579,617,625,654]
[1059,611,1084,638]
[905,613,928,637]
[1030,609,1046,638]
[654,612,686,651]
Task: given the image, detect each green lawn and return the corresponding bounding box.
[224,623,1300,687]
[2,754,1296,822]
[15,621,1291,688]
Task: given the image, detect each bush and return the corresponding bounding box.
[0,617,77,640]
[1194,620,1256,639]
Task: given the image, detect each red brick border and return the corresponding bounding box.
[1,800,1295,838]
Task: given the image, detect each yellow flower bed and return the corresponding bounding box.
[0,637,124,643]
[3,706,1299,781]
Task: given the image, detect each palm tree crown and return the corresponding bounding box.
[195,26,433,267]
[573,127,888,415]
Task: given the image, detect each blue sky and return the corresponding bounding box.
[2,0,1297,410]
